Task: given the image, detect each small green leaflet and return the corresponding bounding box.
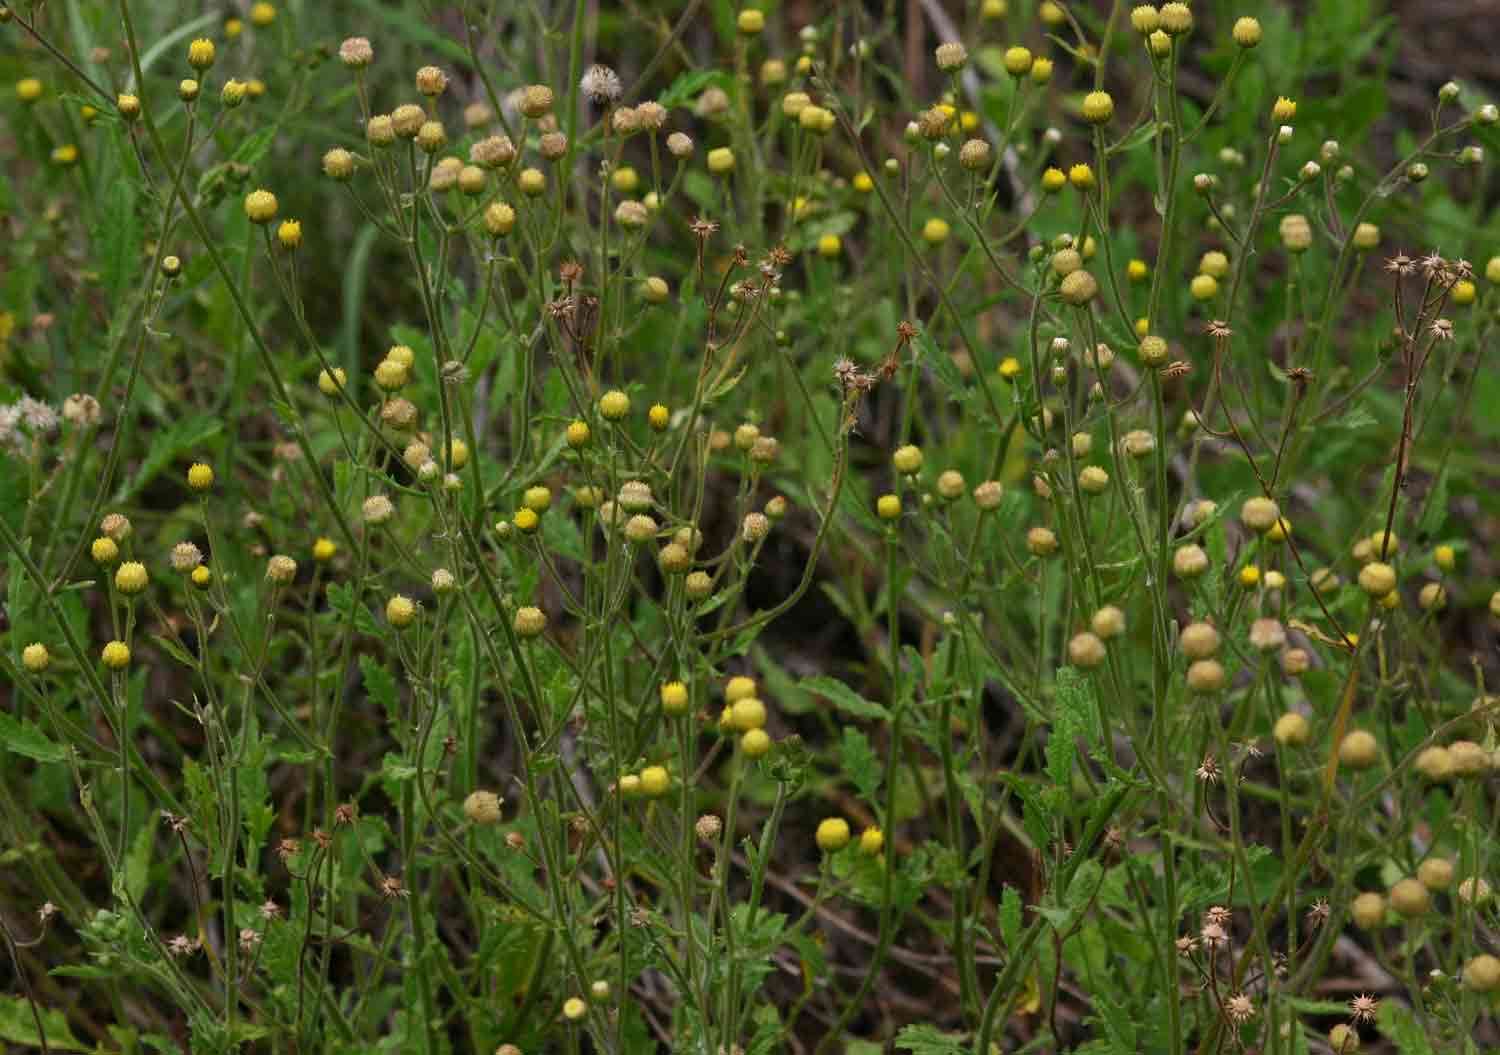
[0,712,67,763]
[839,727,881,801]
[0,996,89,1052]
[800,675,891,721]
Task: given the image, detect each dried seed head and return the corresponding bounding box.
[362,495,395,525]
[1186,659,1225,693]
[463,790,503,824]
[471,135,516,169]
[415,65,448,97]
[1337,730,1380,769]
[612,106,640,134]
[580,64,623,104]
[959,138,991,171]
[1249,618,1286,652]
[1091,606,1125,639]
[519,85,554,118]
[1279,214,1312,252]
[265,555,297,585]
[1179,622,1220,659]
[618,480,653,512]
[1173,544,1209,579]
[1273,712,1310,747]
[339,37,374,68]
[513,606,547,639]
[101,512,132,540]
[935,41,968,71]
[366,114,395,146]
[623,514,658,544]
[62,393,101,427]
[1120,429,1155,458]
[1417,858,1454,891]
[170,542,203,572]
[1389,877,1430,917]
[1240,496,1280,532]
[1068,632,1106,668]
[391,103,425,138]
[416,120,447,153]
[635,100,668,130]
[615,200,648,228]
[1026,526,1058,557]
[742,512,770,543]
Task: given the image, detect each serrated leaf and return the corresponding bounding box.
[1047,666,1093,785]
[839,727,881,801]
[1376,1000,1435,1055]
[1094,995,1139,1054]
[359,655,400,726]
[540,506,585,563]
[916,330,968,402]
[124,820,152,902]
[894,1023,968,1055]
[327,581,380,637]
[999,885,1023,949]
[799,675,891,721]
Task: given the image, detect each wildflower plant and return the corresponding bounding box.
[2,1,1500,1053]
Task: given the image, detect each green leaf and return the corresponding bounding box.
[150,633,198,669]
[327,581,380,637]
[1377,999,1436,1055]
[1047,666,1094,786]
[1093,995,1139,1054]
[101,177,140,305]
[916,330,968,402]
[0,711,67,763]
[839,727,881,802]
[999,885,1023,949]
[231,126,278,168]
[799,675,891,721]
[380,753,418,785]
[360,655,400,726]
[124,819,153,902]
[1416,465,1448,539]
[540,505,585,563]
[894,1023,968,1055]
[1108,120,1162,155]
[0,995,89,1052]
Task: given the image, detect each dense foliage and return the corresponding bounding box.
[2,0,1500,1053]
